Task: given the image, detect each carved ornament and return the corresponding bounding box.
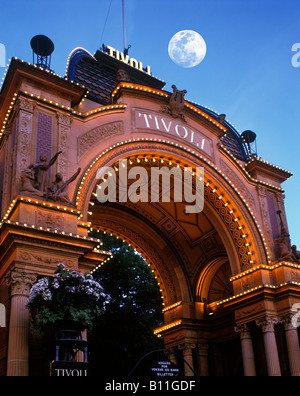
[78,121,124,159]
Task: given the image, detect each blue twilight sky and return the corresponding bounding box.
[0,0,299,247]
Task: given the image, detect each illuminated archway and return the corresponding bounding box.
[75,141,269,283]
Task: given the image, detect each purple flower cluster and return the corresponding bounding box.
[26,263,110,329]
[27,264,108,304]
[26,277,52,302]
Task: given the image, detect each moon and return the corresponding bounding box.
[168,30,207,68]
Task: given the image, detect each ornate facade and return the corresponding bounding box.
[0,45,299,376]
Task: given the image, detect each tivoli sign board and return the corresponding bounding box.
[133,109,213,159]
[50,361,90,377]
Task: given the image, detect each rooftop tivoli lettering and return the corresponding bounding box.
[104,45,151,75]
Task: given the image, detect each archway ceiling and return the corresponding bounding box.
[91,200,226,278]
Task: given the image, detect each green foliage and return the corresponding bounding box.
[89,231,164,376]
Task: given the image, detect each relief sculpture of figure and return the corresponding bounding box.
[161,84,187,121]
[33,151,62,194]
[20,165,44,197]
[49,168,81,206]
[275,236,297,263]
[116,68,130,83]
[292,245,300,263]
[275,210,300,263]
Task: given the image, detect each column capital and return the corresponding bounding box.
[178,343,197,352]
[8,270,37,297]
[15,96,36,113]
[197,343,209,354]
[56,112,73,126]
[235,323,251,339]
[256,316,279,333]
[280,314,298,331]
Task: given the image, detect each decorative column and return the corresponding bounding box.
[179,343,196,376]
[197,344,209,376]
[256,316,281,376]
[13,97,36,198]
[6,271,37,376]
[280,315,300,376]
[235,324,256,376]
[56,112,72,183]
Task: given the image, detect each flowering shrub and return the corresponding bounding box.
[26,264,110,330]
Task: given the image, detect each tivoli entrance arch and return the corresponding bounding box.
[0,46,300,376]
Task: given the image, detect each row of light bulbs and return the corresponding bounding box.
[154,320,182,336]
[0,196,81,228]
[247,156,292,176]
[215,280,300,306]
[230,261,300,282]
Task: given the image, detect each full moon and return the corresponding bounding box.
[168,30,207,68]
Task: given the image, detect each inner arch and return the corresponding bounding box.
[74,141,268,276]
[85,150,250,308]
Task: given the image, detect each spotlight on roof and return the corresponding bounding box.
[30,35,54,71]
[241,130,257,157]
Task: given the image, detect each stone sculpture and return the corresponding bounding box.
[48,168,81,206]
[292,245,300,263]
[19,151,80,206]
[275,210,300,263]
[275,236,297,262]
[162,85,187,120]
[116,68,130,83]
[20,165,44,197]
[33,151,62,194]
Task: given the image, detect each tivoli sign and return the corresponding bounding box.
[133,109,213,158]
[104,45,151,75]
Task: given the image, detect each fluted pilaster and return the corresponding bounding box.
[235,323,256,376]
[6,271,37,376]
[281,314,300,376]
[197,343,209,376]
[256,316,281,376]
[179,343,196,376]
